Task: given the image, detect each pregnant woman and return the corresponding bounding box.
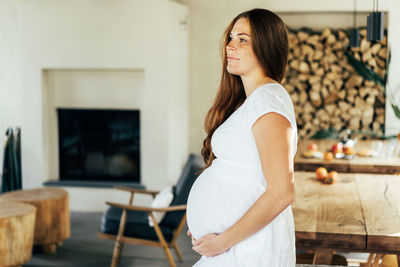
[186,8,298,266]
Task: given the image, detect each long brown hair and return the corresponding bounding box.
[200,8,289,172]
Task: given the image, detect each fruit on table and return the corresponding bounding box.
[357,149,372,157]
[343,146,354,155]
[302,150,315,158]
[323,151,334,161]
[307,143,319,151]
[324,171,338,184]
[315,167,328,181]
[331,142,343,154]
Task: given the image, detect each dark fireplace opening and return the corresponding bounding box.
[57,108,140,183]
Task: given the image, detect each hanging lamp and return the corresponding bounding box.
[350,0,360,47]
[367,0,384,42]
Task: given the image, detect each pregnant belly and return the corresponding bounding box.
[186,164,265,240]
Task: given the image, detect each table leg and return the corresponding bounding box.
[41,244,57,254]
[397,254,400,267]
[313,249,334,264]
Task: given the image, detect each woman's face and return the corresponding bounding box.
[226,17,262,76]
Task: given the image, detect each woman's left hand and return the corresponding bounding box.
[192,233,229,257]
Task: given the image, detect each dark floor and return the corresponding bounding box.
[25,212,200,267]
[24,212,349,267]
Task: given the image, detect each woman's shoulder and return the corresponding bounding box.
[249,83,292,105]
[245,82,297,129]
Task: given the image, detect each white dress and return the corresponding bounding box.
[186,83,298,267]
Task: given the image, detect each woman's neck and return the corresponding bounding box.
[241,72,277,98]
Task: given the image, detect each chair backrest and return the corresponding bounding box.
[160,153,203,228]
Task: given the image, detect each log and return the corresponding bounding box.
[371,43,381,55]
[289,59,299,70]
[297,31,309,42]
[299,61,310,73]
[325,72,341,81]
[349,117,361,130]
[321,28,332,40]
[338,30,347,40]
[362,50,373,62]
[376,57,386,68]
[333,79,343,90]
[303,113,313,123]
[298,74,310,82]
[285,83,295,93]
[309,76,321,85]
[285,27,387,140]
[288,32,298,47]
[310,90,322,107]
[315,67,325,76]
[0,201,36,266]
[345,75,363,88]
[360,38,370,53]
[0,188,70,254]
[304,102,315,114]
[313,50,324,60]
[373,121,381,131]
[378,48,387,59]
[291,92,299,104]
[324,104,335,116]
[326,34,336,45]
[310,62,319,72]
[299,91,308,104]
[321,86,329,99]
[293,46,301,57]
[366,96,376,105]
[353,52,361,61]
[360,28,367,37]
[301,44,314,57]
[337,90,346,100]
[336,50,345,59]
[306,34,320,47]
[330,65,341,73]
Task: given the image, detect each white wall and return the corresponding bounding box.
[0,0,21,174]
[0,0,188,211]
[385,0,400,135]
[186,0,398,154]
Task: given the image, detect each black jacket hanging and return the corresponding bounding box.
[1,128,22,193]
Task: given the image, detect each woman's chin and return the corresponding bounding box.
[226,67,241,76]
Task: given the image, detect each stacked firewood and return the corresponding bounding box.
[282,27,387,139]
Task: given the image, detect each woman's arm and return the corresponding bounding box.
[192,112,295,256]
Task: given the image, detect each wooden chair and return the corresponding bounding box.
[97,154,202,267]
[361,253,399,267]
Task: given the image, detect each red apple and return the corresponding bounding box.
[331,142,343,154]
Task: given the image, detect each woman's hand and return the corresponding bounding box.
[188,231,230,257]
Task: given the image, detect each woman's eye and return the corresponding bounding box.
[240,38,247,43]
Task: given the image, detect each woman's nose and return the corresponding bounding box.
[226,40,237,51]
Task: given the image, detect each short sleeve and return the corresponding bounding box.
[247,85,296,130]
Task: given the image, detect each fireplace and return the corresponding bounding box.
[57,108,140,183]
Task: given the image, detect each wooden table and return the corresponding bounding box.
[0,188,70,253]
[293,171,400,265]
[0,201,36,266]
[295,139,400,174]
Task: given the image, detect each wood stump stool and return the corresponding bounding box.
[0,188,70,254]
[0,201,36,266]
